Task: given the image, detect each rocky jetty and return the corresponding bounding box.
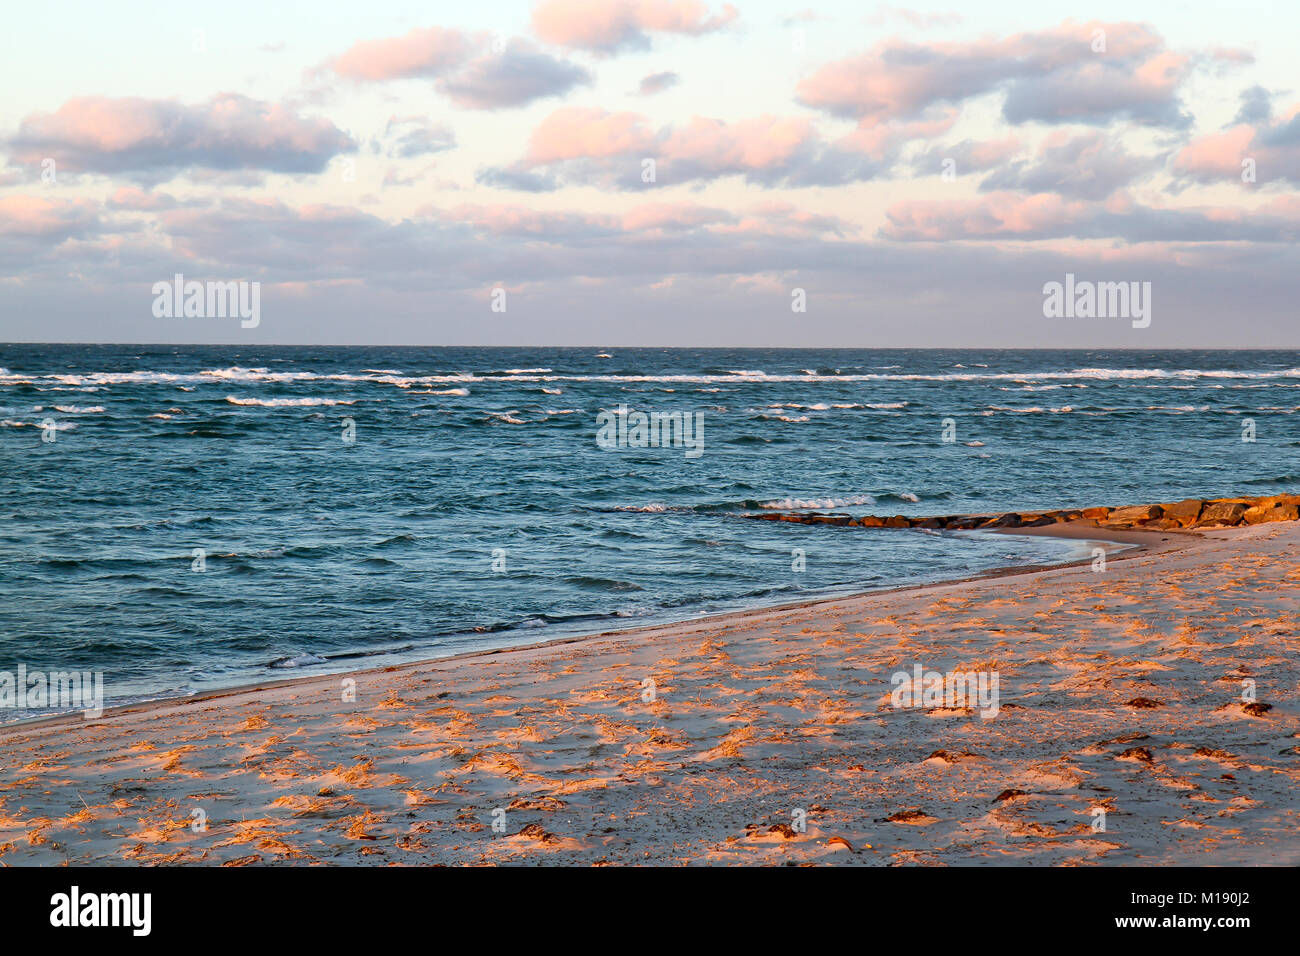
[745,494,1300,533]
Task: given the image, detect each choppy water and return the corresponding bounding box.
[2,346,1297,716]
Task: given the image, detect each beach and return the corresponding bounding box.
[2,518,1296,866]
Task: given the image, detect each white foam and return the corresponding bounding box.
[224,396,355,407]
[760,494,877,510]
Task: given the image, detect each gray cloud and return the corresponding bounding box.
[979,132,1163,200]
[436,41,592,109]
[5,94,356,183]
[637,72,680,96]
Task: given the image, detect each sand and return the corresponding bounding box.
[1,521,1297,866]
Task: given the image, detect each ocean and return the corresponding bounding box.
[1,346,1297,717]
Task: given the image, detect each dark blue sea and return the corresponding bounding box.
[2,346,1297,716]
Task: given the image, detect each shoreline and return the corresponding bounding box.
[0,521,1175,735]
[2,518,1295,866]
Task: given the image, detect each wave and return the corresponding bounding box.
[224,396,355,407]
[1,419,76,429]
[758,494,877,510]
[9,365,1299,389]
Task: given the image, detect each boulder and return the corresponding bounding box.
[915,516,948,529]
[1142,518,1181,530]
[1162,499,1204,524]
[1198,501,1246,525]
[981,513,1022,528]
[944,516,983,530]
[1257,503,1300,524]
[853,515,885,528]
[883,515,911,528]
[1108,504,1164,523]
[1081,506,1110,520]
[1020,515,1057,527]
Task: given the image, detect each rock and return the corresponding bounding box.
[1266,503,1300,522]
[994,788,1029,802]
[808,514,851,525]
[883,515,911,528]
[1246,503,1299,524]
[1082,506,1110,520]
[1109,504,1164,522]
[1142,518,1180,530]
[1052,510,1083,522]
[1163,498,1204,522]
[853,515,885,527]
[1198,501,1246,525]
[981,513,1022,528]
[945,516,983,530]
[1020,515,1057,527]
[1112,504,1164,520]
[915,516,947,529]
[1125,697,1164,709]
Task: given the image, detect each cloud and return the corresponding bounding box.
[106,186,180,211]
[880,190,1300,243]
[328,26,472,81]
[479,106,929,189]
[910,136,1022,176]
[0,195,101,240]
[437,40,592,109]
[326,29,589,109]
[637,71,680,95]
[977,130,1161,199]
[532,0,738,53]
[1233,85,1273,124]
[379,116,456,158]
[5,95,355,182]
[797,20,1218,130]
[866,6,963,28]
[1173,104,1300,185]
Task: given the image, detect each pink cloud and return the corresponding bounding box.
[327,30,589,108]
[329,27,471,81]
[532,0,738,52]
[525,107,657,164]
[1173,107,1300,185]
[798,20,1212,129]
[0,195,100,239]
[490,106,910,188]
[660,115,814,170]
[7,95,354,180]
[881,192,1090,240]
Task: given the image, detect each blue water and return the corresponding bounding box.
[2,346,1297,713]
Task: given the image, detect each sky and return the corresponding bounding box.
[1,0,1298,347]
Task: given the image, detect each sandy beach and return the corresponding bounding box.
[1,519,1297,866]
